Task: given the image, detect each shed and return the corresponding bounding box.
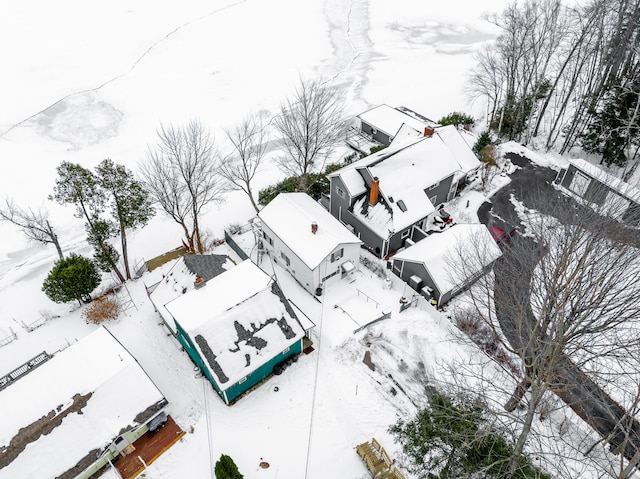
[391,224,502,305]
[259,193,362,295]
[556,158,640,224]
[0,327,168,479]
[165,260,306,404]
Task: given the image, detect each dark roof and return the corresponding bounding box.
[182,254,230,282]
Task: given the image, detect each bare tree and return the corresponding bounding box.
[454,187,640,476]
[0,199,64,259]
[273,78,347,191]
[140,120,225,254]
[219,114,268,214]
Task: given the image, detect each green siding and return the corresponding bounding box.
[175,317,303,405]
[223,339,303,404]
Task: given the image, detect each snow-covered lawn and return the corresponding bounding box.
[0,1,623,478]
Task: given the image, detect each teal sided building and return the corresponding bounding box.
[166,260,305,405]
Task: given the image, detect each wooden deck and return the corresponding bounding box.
[114,415,185,479]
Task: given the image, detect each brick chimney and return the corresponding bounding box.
[311,221,318,234]
[370,177,380,205]
[424,126,435,137]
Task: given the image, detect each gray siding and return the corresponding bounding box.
[341,208,386,256]
[330,176,352,218]
[361,122,392,145]
[391,259,441,299]
[424,174,456,206]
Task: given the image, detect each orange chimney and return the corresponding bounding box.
[311,222,318,234]
[370,177,380,205]
[424,126,435,137]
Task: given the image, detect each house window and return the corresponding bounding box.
[401,229,410,239]
[430,195,438,206]
[263,231,273,246]
[239,376,247,384]
[429,181,440,190]
[336,186,345,199]
[322,270,339,282]
[331,248,344,262]
[281,251,291,267]
[371,128,378,135]
[283,347,290,354]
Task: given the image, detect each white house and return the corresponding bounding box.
[258,193,362,295]
[391,224,502,305]
[0,327,170,479]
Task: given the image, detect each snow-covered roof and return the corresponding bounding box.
[149,255,234,332]
[434,125,481,174]
[569,158,640,203]
[259,193,362,269]
[393,224,502,295]
[0,327,165,479]
[165,261,304,391]
[358,104,433,138]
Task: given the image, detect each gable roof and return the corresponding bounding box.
[165,261,304,391]
[569,158,640,203]
[393,224,502,295]
[433,125,481,175]
[0,327,165,478]
[259,193,362,269]
[149,254,233,332]
[358,104,435,138]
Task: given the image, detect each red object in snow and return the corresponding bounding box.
[489,226,516,248]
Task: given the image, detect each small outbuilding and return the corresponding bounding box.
[165,260,306,405]
[556,158,640,224]
[0,327,170,479]
[259,193,362,295]
[391,224,502,306]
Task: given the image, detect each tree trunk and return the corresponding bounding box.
[120,227,131,280]
[507,383,545,478]
[47,220,64,260]
[505,377,532,412]
[247,185,260,214]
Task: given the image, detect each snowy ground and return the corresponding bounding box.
[0,1,619,478]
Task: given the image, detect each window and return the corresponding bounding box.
[280,251,291,267]
[331,248,344,262]
[429,181,440,190]
[322,270,339,282]
[239,376,247,384]
[263,231,273,246]
[401,229,410,239]
[282,347,290,354]
[336,186,345,199]
[430,195,438,206]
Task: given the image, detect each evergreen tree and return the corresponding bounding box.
[42,254,101,305]
[214,454,243,479]
[389,392,549,479]
[473,130,493,157]
[95,159,155,279]
[580,67,640,167]
[438,111,475,128]
[51,162,126,283]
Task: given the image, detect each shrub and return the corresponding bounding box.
[42,254,101,305]
[82,295,121,324]
[214,454,243,479]
[438,111,475,128]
